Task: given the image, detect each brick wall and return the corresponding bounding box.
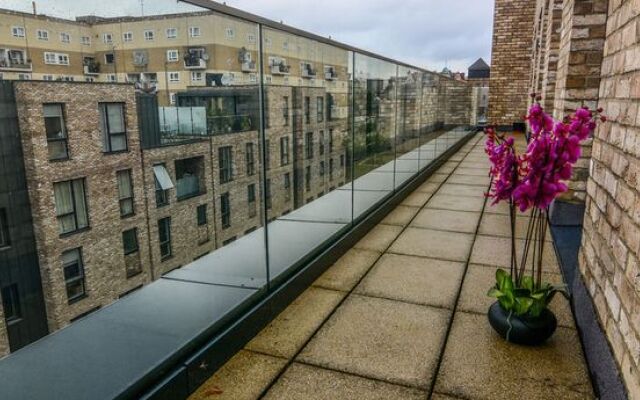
[579,0,640,397]
[489,0,537,128]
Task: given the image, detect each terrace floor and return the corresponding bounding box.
[189,132,594,400]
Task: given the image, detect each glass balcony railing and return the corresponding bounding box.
[0,1,476,399]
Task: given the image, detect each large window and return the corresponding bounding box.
[219,146,233,184]
[265,140,271,170]
[122,229,139,256]
[175,157,205,200]
[44,104,68,160]
[116,170,134,217]
[220,193,231,229]
[319,130,325,155]
[62,248,85,303]
[265,179,272,210]
[304,96,310,124]
[245,142,255,176]
[0,208,10,248]
[1,284,21,324]
[283,96,289,126]
[197,204,207,226]
[329,129,334,152]
[99,103,128,153]
[54,179,89,235]
[317,96,324,122]
[158,217,172,260]
[247,184,256,217]
[305,166,311,191]
[306,132,314,159]
[280,136,290,165]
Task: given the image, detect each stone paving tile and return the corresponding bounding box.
[263,363,426,400]
[452,167,490,177]
[438,183,487,197]
[426,193,485,213]
[485,200,533,216]
[298,295,450,389]
[437,165,456,174]
[431,393,463,400]
[426,173,450,184]
[434,312,593,400]
[457,264,575,328]
[389,227,474,262]
[313,249,381,292]
[411,209,480,234]
[401,190,435,207]
[188,350,287,400]
[446,174,490,186]
[479,213,553,241]
[415,181,441,193]
[382,205,420,226]
[246,287,345,359]
[354,254,464,309]
[470,235,561,274]
[354,224,404,252]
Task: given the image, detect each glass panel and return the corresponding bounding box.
[394,66,422,188]
[262,26,353,286]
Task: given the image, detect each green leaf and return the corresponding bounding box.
[514,297,533,316]
[487,288,504,298]
[522,276,534,292]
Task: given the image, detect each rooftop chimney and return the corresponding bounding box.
[32,1,36,15]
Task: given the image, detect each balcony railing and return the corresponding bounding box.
[83,63,100,75]
[270,63,291,75]
[301,64,316,78]
[0,59,32,72]
[241,60,257,72]
[325,67,338,80]
[184,56,207,70]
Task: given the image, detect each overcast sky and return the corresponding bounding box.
[4,0,493,72]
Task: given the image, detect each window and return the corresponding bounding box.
[225,27,235,39]
[103,33,113,44]
[54,179,89,235]
[304,97,310,124]
[37,29,49,41]
[43,75,54,81]
[283,96,289,126]
[319,130,325,155]
[1,284,21,323]
[17,73,30,80]
[44,52,69,65]
[175,157,204,200]
[106,74,117,83]
[169,93,176,105]
[197,204,207,226]
[99,103,128,152]
[284,172,291,192]
[305,166,311,191]
[220,193,231,228]
[169,72,180,82]
[219,146,234,183]
[144,30,154,41]
[62,248,85,303]
[329,158,334,179]
[122,228,139,255]
[306,132,314,159]
[265,139,270,170]
[11,26,25,38]
[166,28,178,39]
[189,26,201,37]
[0,208,10,248]
[123,32,133,42]
[44,104,68,160]
[280,136,290,165]
[245,143,255,176]
[116,170,134,217]
[158,217,172,259]
[166,50,179,62]
[340,154,345,167]
[60,32,70,43]
[153,164,173,207]
[80,36,91,45]
[265,179,272,210]
[320,161,325,176]
[191,71,203,82]
[247,184,256,204]
[317,96,324,122]
[104,53,115,64]
[247,32,256,43]
[329,129,334,152]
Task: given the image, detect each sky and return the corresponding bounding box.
[2,0,494,73]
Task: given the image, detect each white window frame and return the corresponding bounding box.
[37,29,49,41]
[247,33,256,43]
[166,50,179,62]
[103,33,113,44]
[123,32,133,42]
[166,28,178,39]
[144,30,154,41]
[43,75,54,81]
[57,53,69,65]
[225,27,235,39]
[80,36,91,45]
[60,32,71,43]
[169,93,176,105]
[44,52,57,65]
[168,72,180,83]
[106,74,117,83]
[11,26,25,38]
[190,71,203,82]
[189,26,201,37]
[18,73,30,80]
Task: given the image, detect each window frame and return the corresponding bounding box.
[1,284,21,324]
[166,49,179,62]
[305,132,314,159]
[122,32,133,42]
[122,228,139,256]
[166,28,178,39]
[158,217,172,260]
[62,248,86,304]
[219,146,234,184]
[283,96,289,126]
[99,102,128,153]
[280,136,290,166]
[11,26,25,38]
[116,169,135,218]
[0,208,10,249]
[245,142,255,176]
[36,29,49,41]
[43,103,69,161]
[60,32,71,43]
[304,96,310,124]
[189,26,201,37]
[144,30,155,41]
[220,193,231,229]
[196,204,207,226]
[154,163,171,207]
[54,178,89,235]
[168,72,180,82]
[317,96,324,122]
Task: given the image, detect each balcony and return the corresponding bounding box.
[301,62,316,79]
[83,62,100,76]
[0,58,32,72]
[184,57,207,70]
[270,61,291,75]
[324,65,338,80]
[241,60,256,72]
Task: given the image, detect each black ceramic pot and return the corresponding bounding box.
[487,301,557,346]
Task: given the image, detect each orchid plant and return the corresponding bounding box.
[485,96,605,317]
